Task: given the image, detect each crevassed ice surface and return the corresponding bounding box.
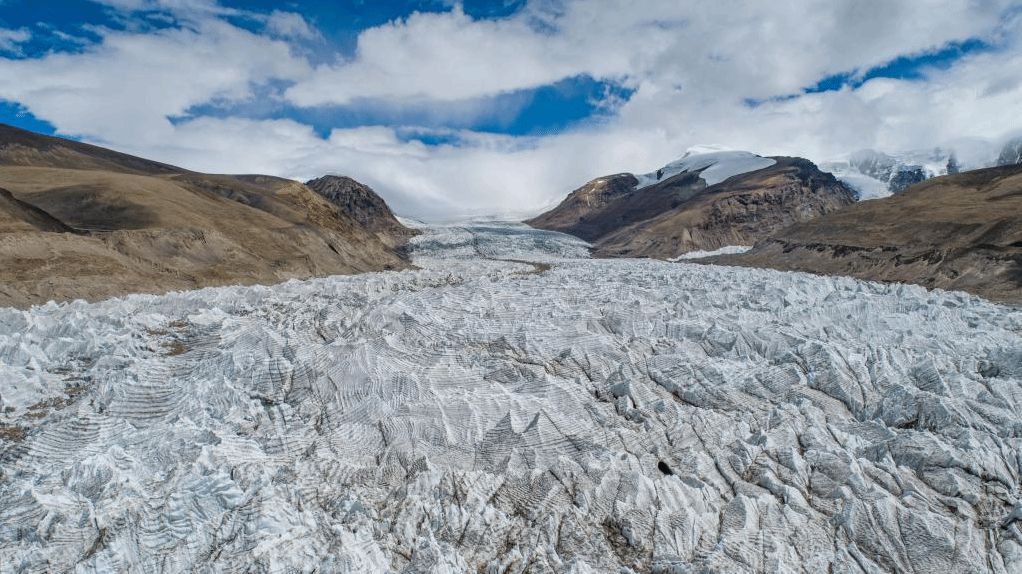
[2,221,1022,574]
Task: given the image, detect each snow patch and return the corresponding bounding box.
[635,149,776,189]
[681,143,734,157]
[668,245,753,260]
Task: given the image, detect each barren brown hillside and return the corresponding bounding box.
[708,163,1022,304]
[527,156,856,258]
[0,124,414,308]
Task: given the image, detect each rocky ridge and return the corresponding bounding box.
[305,175,419,248]
[527,152,856,259]
[708,163,1022,305]
[0,124,414,308]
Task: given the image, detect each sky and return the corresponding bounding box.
[1,1,1021,220]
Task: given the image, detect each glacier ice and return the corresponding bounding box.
[1,221,1021,573]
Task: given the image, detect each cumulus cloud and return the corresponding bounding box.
[285,0,1017,106]
[1,0,1021,220]
[283,6,639,106]
[264,10,320,41]
[0,18,310,143]
[0,27,31,54]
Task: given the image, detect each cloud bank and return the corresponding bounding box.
[0,0,1020,220]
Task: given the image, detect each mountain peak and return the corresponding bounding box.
[305,175,418,246]
[527,155,855,257]
[680,143,734,158]
[635,149,776,189]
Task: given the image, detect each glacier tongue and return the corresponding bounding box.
[2,221,1022,573]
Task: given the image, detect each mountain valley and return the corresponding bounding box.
[1,222,1020,573]
[1,124,1021,574]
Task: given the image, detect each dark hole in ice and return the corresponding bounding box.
[657,461,673,475]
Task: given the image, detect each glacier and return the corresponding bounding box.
[1,221,1022,573]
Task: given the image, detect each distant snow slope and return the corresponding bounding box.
[2,221,1021,573]
[820,164,893,200]
[635,147,777,189]
[822,143,1005,199]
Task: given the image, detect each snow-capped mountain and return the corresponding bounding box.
[633,145,777,188]
[711,161,1022,305]
[824,138,1022,200]
[821,148,959,199]
[527,147,855,258]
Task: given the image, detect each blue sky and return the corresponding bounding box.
[0,1,1020,219]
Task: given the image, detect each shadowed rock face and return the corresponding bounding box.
[0,124,413,308]
[305,175,419,247]
[998,137,1022,167]
[707,163,1022,305]
[524,173,647,243]
[527,157,856,259]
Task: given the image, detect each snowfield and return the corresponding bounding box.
[634,149,777,189]
[2,222,1022,573]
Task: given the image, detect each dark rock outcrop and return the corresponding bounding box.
[888,165,927,193]
[997,137,1022,166]
[707,163,1022,304]
[305,175,418,247]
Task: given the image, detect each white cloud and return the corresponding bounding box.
[1,0,1021,221]
[285,0,1018,107]
[284,6,625,106]
[0,27,31,54]
[0,19,310,143]
[264,10,320,41]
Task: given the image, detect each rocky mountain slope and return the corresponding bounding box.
[305,175,419,248]
[527,151,856,259]
[708,163,1022,305]
[0,124,414,308]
